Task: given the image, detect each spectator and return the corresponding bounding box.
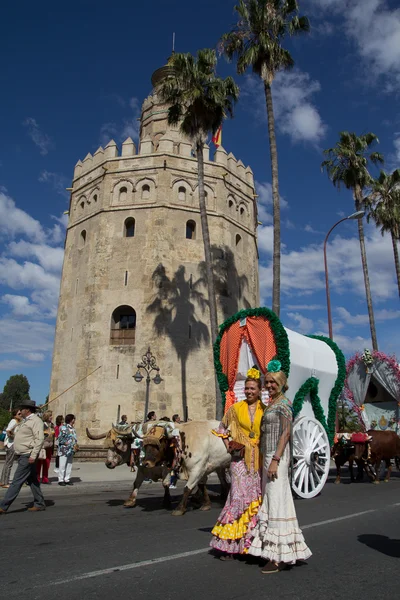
[119,414,128,425]
[172,414,181,424]
[53,415,64,474]
[0,400,46,514]
[146,411,157,423]
[36,411,55,485]
[57,414,78,487]
[0,408,23,488]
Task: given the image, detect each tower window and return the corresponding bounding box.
[124,218,135,238]
[235,234,242,250]
[80,230,86,248]
[80,201,85,210]
[186,220,196,240]
[240,206,245,218]
[142,184,150,199]
[228,198,234,211]
[119,187,128,202]
[178,186,186,202]
[110,305,136,345]
[93,194,98,202]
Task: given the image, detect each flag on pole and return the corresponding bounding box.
[212,126,222,147]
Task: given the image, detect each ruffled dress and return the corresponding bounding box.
[210,400,264,555]
[248,398,312,564]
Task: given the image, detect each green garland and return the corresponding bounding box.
[213,307,290,411]
[292,377,329,437]
[308,335,346,446]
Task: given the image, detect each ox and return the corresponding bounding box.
[331,434,366,484]
[353,430,400,483]
[87,420,231,516]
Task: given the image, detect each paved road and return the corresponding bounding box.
[1,469,399,600]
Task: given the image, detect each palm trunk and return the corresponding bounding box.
[195,142,222,419]
[355,189,378,350]
[391,232,400,298]
[263,78,281,317]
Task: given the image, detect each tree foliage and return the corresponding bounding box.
[1,374,31,410]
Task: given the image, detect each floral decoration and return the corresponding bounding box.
[247,367,260,380]
[361,348,374,368]
[267,359,282,373]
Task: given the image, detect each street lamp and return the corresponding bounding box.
[133,347,162,420]
[324,210,365,340]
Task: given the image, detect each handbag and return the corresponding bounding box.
[38,448,47,460]
[228,440,245,459]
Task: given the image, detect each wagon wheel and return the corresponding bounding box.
[292,416,330,499]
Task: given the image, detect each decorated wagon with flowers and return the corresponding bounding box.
[343,349,400,433]
[214,307,346,499]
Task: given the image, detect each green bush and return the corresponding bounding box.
[0,407,11,431]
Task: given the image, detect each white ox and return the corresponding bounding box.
[86,420,231,516]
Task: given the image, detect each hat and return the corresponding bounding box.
[18,399,37,410]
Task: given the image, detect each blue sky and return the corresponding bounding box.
[1,0,399,402]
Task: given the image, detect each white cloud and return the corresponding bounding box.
[257,225,274,254]
[337,306,400,325]
[271,71,327,144]
[22,117,52,155]
[1,294,40,317]
[308,0,400,90]
[7,240,64,272]
[285,304,325,311]
[0,192,45,243]
[244,71,326,145]
[255,180,288,225]
[287,312,315,334]
[0,318,55,356]
[21,352,45,362]
[38,171,69,199]
[259,224,397,302]
[0,258,60,301]
[100,96,141,146]
[304,224,323,234]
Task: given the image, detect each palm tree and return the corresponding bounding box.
[157,49,239,419]
[322,132,384,351]
[220,0,310,317]
[365,169,400,298]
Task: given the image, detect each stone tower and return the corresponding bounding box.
[49,65,260,438]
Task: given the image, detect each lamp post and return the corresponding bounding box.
[133,347,162,421]
[323,211,365,340]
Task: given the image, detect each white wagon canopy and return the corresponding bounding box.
[344,350,400,433]
[214,307,346,499]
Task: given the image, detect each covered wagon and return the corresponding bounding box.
[214,307,346,498]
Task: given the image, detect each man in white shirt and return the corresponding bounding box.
[0,399,46,514]
[0,408,22,487]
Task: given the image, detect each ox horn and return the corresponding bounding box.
[112,425,133,436]
[86,427,108,440]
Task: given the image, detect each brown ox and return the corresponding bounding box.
[353,430,400,483]
[331,437,366,484]
[87,420,230,516]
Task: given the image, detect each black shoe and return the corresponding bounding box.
[58,482,66,486]
[65,481,74,486]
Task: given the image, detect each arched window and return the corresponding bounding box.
[124,218,135,238]
[186,220,196,240]
[110,306,136,345]
[142,184,150,199]
[228,197,234,211]
[119,187,127,202]
[93,194,98,202]
[240,206,245,219]
[235,234,242,250]
[178,186,186,202]
[80,201,85,210]
[79,230,86,248]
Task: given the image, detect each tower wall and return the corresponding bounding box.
[50,92,260,438]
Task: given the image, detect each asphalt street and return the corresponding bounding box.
[1,468,399,600]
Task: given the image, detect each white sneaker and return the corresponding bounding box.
[54,469,59,474]
[169,485,177,489]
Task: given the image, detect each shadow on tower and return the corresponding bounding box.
[199,245,251,320]
[146,264,210,419]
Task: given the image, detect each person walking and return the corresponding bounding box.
[0,408,23,488]
[57,414,78,486]
[36,410,55,484]
[53,415,64,474]
[248,360,311,573]
[0,400,46,514]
